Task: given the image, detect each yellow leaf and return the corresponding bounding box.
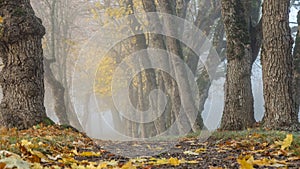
[156,158,168,165]
[186,160,199,164]
[72,149,78,155]
[168,157,180,166]
[59,157,77,164]
[281,134,293,150]
[21,139,32,147]
[96,162,107,169]
[106,160,118,166]
[195,148,207,153]
[252,158,270,166]
[237,155,254,169]
[0,16,3,24]
[121,161,136,169]
[29,150,48,162]
[79,151,101,157]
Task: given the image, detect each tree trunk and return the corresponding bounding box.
[196,18,226,127]
[220,0,255,130]
[42,0,69,125]
[261,0,298,130]
[293,11,300,117]
[194,0,221,35]
[158,0,202,132]
[44,59,69,125]
[123,0,159,138]
[0,0,47,129]
[142,0,174,133]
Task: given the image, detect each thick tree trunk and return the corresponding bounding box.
[220,0,255,130]
[0,0,47,129]
[293,11,300,117]
[261,0,298,130]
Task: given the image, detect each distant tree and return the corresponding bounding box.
[31,0,84,130]
[0,0,48,129]
[157,0,203,132]
[261,0,299,130]
[220,0,262,130]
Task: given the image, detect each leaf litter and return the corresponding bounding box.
[0,124,300,168]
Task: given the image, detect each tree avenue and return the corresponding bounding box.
[0,0,299,134]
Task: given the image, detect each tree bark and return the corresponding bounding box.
[261,0,298,130]
[293,11,300,117]
[0,0,48,129]
[220,0,255,130]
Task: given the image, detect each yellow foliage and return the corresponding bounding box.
[94,56,119,96]
[90,8,99,19]
[105,7,127,18]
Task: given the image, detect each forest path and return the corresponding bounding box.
[0,125,300,168]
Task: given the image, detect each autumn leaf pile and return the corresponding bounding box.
[1,125,300,169]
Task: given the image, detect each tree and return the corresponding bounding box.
[220,0,260,130]
[32,0,85,130]
[142,0,171,134]
[293,10,300,117]
[157,0,202,132]
[0,0,48,129]
[261,0,299,130]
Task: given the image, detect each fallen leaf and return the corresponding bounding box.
[195,148,206,153]
[106,160,118,166]
[0,162,6,169]
[275,134,293,150]
[183,150,199,156]
[209,166,223,169]
[79,151,101,157]
[0,157,30,169]
[121,161,136,169]
[97,162,108,168]
[281,134,293,150]
[168,157,180,166]
[237,155,254,169]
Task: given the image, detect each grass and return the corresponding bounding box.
[208,128,300,156]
